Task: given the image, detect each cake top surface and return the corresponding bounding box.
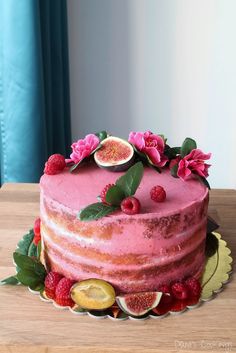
[40,163,208,217]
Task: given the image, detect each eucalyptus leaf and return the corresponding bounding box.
[16,269,42,287]
[180,137,197,157]
[78,203,118,221]
[105,185,125,206]
[0,275,19,285]
[116,161,144,197]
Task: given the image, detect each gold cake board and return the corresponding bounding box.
[28,232,233,321]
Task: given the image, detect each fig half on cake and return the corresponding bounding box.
[94,136,134,172]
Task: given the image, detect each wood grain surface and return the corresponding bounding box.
[0,183,235,353]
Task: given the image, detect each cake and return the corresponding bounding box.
[40,163,209,294]
[3,130,214,317]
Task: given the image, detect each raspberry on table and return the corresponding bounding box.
[171,281,189,300]
[44,154,66,175]
[44,271,63,299]
[100,183,115,204]
[55,277,75,307]
[150,185,166,202]
[120,196,141,215]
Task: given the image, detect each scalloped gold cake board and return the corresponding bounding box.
[29,232,233,321]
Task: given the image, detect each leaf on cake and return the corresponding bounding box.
[180,138,197,158]
[116,161,144,197]
[201,232,233,300]
[105,185,125,206]
[78,202,118,221]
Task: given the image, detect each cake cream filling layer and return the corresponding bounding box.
[41,215,206,270]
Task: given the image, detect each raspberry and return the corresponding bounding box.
[171,281,189,300]
[120,196,141,215]
[44,154,66,175]
[44,271,63,299]
[158,284,171,294]
[170,299,187,312]
[55,277,75,307]
[100,183,115,204]
[152,294,173,315]
[33,218,41,245]
[185,277,202,297]
[150,185,166,202]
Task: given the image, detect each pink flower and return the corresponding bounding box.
[177,149,211,180]
[128,131,168,167]
[69,134,100,164]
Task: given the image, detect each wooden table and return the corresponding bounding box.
[0,184,235,353]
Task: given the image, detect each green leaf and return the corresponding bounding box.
[16,269,42,288]
[105,185,125,206]
[16,229,34,255]
[69,160,83,172]
[0,275,19,285]
[78,203,118,221]
[164,145,181,159]
[180,138,197,157]
[116,161,144,197]
[199,176,211,190]
[13,252,46,279]
[170,164,179,178]
[95,130,107,142]
[28,242,38,258]
[29,282,45,292]
[205,232,219,258]
[37,241,42,259]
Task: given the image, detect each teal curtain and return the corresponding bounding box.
[0,0,71,184]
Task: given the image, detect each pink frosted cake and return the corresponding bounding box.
[2,130,213,317]
[40,164,208,294]
[39,131,211,296]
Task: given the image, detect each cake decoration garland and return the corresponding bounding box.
[43,130,211,191]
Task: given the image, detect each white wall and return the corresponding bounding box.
[67,0,236,188]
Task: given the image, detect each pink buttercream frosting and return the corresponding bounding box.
[40,163,208,293]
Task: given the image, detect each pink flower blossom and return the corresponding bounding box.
[128,131,168,167]
[69,134,100,164]
[177,148,211,180]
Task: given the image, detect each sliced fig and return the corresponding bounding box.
[94,136,134,172]
[116,291,162,317]
[70,278,116,310]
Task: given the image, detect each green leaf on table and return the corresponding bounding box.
[95,130,107,142]
[0,275,19,285]
[105,185,125,206]
[13,252,46,279]
[78,203,118,221]
[16,229,34,255]
[116,161,144,197]
[16,269,42,288]
[180,138,197,157]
